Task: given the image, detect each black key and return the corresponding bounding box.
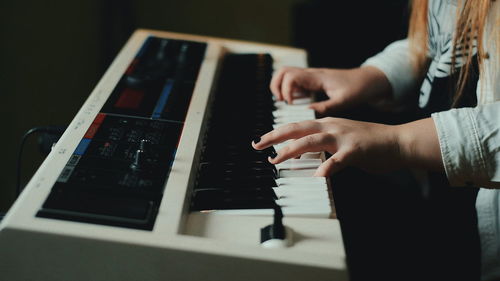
[199,161,277,175]
[198,165,277,180]
[191,53,276,212]
[197,175,278,190]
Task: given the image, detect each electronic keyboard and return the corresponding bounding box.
[0,29,347,281]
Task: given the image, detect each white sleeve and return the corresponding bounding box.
[432,102,500,188]
[361,39,420,103]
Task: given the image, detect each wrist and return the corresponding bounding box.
[394,123,414,168]
[394,118,444,171]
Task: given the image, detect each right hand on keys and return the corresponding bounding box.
[252,117,443,177]
[269,66,392,116]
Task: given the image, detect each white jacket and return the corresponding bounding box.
[362,0,500,279]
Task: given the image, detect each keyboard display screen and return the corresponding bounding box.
[103,36,207,122]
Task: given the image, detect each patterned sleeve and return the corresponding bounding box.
[361,39,420,103]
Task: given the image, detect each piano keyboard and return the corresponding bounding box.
[192,53,334,218]
[0,29,347,281]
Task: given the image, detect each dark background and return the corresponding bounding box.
[0,0,408,213]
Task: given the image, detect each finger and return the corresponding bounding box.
[314,152,348,176]
[281,72,297,105]
[309,98,343,116]
[268,133,334,164]
[270,67,293,101]
[252,120,323,150]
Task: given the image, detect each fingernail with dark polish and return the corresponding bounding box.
[253,137,261,144]
[269,150,278,159]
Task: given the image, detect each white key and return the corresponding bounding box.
[278,191,330,202]
[277,177,327,185]
[274,185,328,192]
[274,96,312,106]
[274,104,310,110]
[276,190,329,199]
[276,159,322,170]
[274,185,329,194]
[279,168,317,177]
[272,109,315,118]
[291,96,313,104]
[274,100,287,107]
[208,205,332,218]
[275,189,329,198]
[276,198,331,208]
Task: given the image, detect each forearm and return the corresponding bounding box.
[361,39,420,103]
[395,117,444,171]
[354,65,393,104]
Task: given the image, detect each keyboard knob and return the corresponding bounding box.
[130,149,146,171]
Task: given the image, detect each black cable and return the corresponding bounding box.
[16,126,66,198]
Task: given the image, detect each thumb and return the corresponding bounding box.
[314,152,347,177]
[309,99,343,116]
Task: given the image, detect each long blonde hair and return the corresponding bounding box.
[408,0,492,106]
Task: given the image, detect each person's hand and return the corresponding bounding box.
[269,66,391,116]
[253,117,400,176]
[252,117,443,176]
